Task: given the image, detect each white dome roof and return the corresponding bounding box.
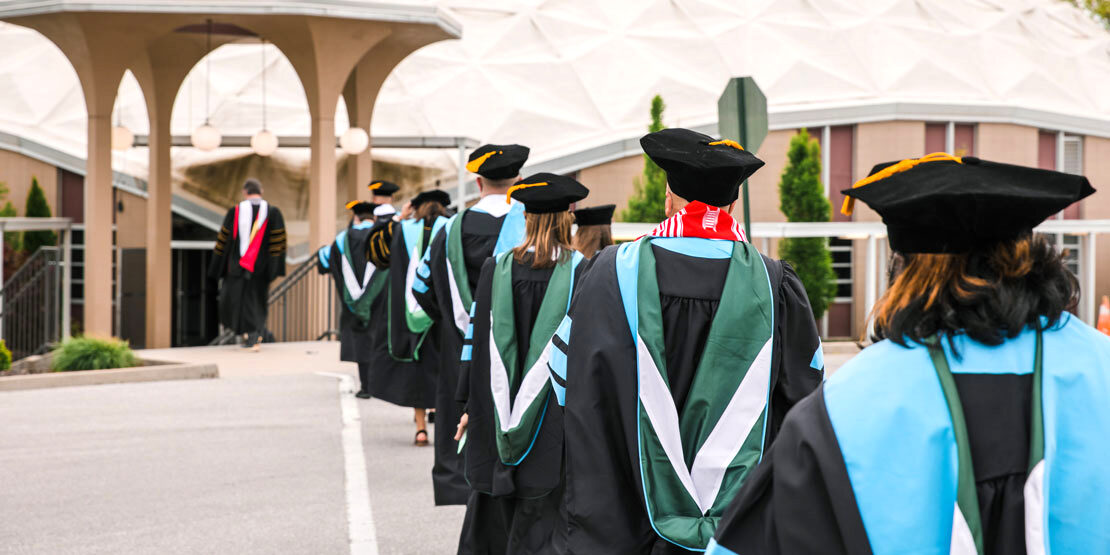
[1,0,1109,179]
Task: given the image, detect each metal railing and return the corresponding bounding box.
[209,256,338,345]
[1,247,63,359]
[0,218,73,359]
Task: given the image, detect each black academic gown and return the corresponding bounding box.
[209,202,287,334]
[559,243,823,554]
[412,210,508,506]
[709,351,1037,555]
[455,252,588,555]
[365,217,437,409]
[315,225,379,364]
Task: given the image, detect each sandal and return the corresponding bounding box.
[414,429,429,446]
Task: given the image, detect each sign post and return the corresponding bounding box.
[717,77,768,239]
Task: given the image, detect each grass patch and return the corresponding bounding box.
[52,337,138,372]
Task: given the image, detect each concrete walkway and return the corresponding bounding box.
[0,342,464,555]
[0,340,860,554]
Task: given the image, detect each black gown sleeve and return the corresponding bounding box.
[413,227,446,321]
[458,257,496,406]
[208,208,235,280]
[711,388,871,555]
[770,260,824,435]
[367,219,395,269]
[266,207,287,279]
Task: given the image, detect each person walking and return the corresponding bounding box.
[707,154,1107,555]
[410,144,529,506]
[548,128,824,553]
[454,173,590,555]
[317,200,387,398]
[209,178,287,351]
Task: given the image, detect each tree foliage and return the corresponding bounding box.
[0,200,19,251]
[778,129,837,320]
[621,95,668,223]
[22,177,56,255]
[1066,0,1110,26]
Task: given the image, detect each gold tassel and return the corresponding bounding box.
[841,152,963,216]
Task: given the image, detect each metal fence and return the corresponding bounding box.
[0,247,64,359]
[0,217,73,360]
[210,256,338,345]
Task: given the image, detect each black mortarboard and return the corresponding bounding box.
[640,128,765,207]
[345,200,377,218]
[842,153,1095,254]
[367,180,400,196]
[573,204,615,226]
[411,189,451,209]
[508,173,589,214]
[466,144,530,179]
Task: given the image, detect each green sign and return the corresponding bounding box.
[718,77,768,238]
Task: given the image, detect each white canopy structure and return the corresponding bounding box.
[2,0,1109,181]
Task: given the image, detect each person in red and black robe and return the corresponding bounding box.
[209,179,287,350]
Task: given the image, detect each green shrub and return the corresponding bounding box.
[23,177,56,255]
[0,339,10,371]
[1,200,20,251]
[52,336,138,372]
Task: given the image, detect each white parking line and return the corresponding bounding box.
[317,372,378,555]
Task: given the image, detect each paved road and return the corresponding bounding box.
[0,342,464,555]
[0,340,858,554]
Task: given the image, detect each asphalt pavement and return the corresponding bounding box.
[0,342,465,555]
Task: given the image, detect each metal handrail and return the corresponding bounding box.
[208,255,337,345]
[0,247,63,359]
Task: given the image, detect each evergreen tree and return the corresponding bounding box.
[0,200,18,251]
[778,129,837,320]
[621,95,667,222]
[22,177,56,255]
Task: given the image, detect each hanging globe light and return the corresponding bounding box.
[251,129,278,156]
[111,125,134,151]
[191,123,222,151]
[340,127,369,155]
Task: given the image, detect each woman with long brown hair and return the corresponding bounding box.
[572,204,615,258]
[454,173,589,555]
[707,155,1110,555]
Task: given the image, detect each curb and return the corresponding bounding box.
[0,360,219,392]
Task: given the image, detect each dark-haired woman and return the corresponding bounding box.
[571,204,615,259]
[368,190,451,446]
[454,173,589,555]
[708,155,1110,555]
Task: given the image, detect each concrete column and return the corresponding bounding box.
[131,35,210,348]
[143,98,173,347]
[84,110,116,337]
[309,106,339,249]
[343,75,374,203]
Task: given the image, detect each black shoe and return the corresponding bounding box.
[355,391,371,399]
[426,410,436,424]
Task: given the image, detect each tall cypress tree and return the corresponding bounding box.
[621,95,667,223]
[22,177,56,255]
[778,129,836,320]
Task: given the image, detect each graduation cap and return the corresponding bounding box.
[411,189,451,209]
[640,128,765,207]
[344,200,377,218]
[466,144,530,179]
[508,173,589,214]
[367,180,400,196]
[842,153,1096,254]
[573,204,615,226]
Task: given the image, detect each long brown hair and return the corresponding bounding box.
[413,201,447,222]
[513,212,574,269]
[573,224,613,259]
[870,234,1078,349]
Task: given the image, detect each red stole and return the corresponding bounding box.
[233,203,269,273]
[646,201,747,241]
